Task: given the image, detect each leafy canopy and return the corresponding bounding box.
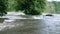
[16,0,46,15]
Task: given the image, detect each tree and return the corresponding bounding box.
[16,0,46,15]
[0,0,7,16]
[6,0,17,11]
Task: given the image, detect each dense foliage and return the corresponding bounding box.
[0,0,7,16]
[6,0,17,11]
[0,0,46,15]
[16,0,46,15]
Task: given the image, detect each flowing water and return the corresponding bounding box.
[0,12,60,34]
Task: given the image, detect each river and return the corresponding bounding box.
[0,12,60,34]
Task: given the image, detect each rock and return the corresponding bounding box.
[0,18,9,23]
[45,14,53,16]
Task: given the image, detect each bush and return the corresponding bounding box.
[16,0,46,15]
[0,0,7,16]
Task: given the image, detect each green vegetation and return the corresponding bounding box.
[16,0,46,15]
[6,0,17,11]
[44,2,55,13]
[0,0,46,15]
[44,1,60,14]
[0,0,7,16]
[1,0,60,15]
[53,1,60,13]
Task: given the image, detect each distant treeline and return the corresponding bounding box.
[45,1,60,14]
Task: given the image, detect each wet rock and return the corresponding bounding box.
[0,18,9,23]
[45,14,53,16]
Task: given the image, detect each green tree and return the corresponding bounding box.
[0,0,7,16]
[16,0,46,15]
[6,0,17,11]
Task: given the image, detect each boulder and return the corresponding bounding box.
[45,14,53,16]
[0,18,8,23]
